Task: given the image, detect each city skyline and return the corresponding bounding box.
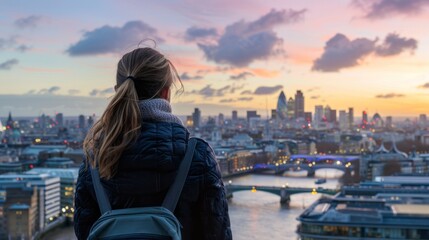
[1,0,429,117]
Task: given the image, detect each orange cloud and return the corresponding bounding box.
[170,56,215,73]
[250,68,280,78]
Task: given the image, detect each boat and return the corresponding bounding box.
[315,178,327,184]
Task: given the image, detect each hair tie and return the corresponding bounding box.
[126,76,137,81]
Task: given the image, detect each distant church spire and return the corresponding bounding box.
[6,112,13,129]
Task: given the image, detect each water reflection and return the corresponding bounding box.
[228,169,342,240]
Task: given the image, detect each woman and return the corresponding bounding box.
[74,47,232,240]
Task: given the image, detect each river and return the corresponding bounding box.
[44,169,342,240]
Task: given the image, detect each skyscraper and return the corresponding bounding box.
[218,113,224,126]
[276,91,287,120]
[329,109,337,123]
[192,108,201,129]
[314,105,324,127]
[78,115,85,129]
[55,113,64,128]
[287,98,295,119]
[362,111,368,125]
[348,107,354,130]
[419,114,427,128]
[295,90,304,119]
[304,112,312,124]
[324,105,331,122]
[232,110,238,122]
[246,111,260,123]
[386,116,393,129]
[271,109,277,120]
[339,110,348,131]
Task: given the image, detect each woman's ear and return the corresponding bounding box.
[160,87,171,101]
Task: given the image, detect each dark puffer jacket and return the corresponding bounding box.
[74,121,232,240]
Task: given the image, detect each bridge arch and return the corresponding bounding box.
[225,185,338,205]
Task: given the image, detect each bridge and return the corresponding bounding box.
[225,184,338,205]
[253,154,359,177]
[253,163,354,176]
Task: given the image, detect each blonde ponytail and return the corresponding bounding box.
[83,79,141,179]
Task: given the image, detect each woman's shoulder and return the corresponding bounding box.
[189,137,219,173]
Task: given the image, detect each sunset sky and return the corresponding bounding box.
[1,0,429,118]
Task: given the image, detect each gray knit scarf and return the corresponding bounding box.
[138,98,183,126]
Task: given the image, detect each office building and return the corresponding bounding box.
[314,105,324,128]
[287,98,295,119]
[386,116,393,129]
[192,108,201,129]
[294,90,305,119]
[276,91,287,120]
[348,107,354,130]
[232,110,238,122]
[246,111,260,123]
[26,168,79,218]
[339,110,348,131]
[1,186,39,240]
[0,173,61,228]
[78,115,85,129]
[55,113,64,128]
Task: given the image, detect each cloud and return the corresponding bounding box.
[375,93,405,98]
[89,88,114,97]
[312,33,377,72]
[0,59,19,70]
[241,90,253,95]
[220,98,234,103]
[68,89,80,95]
[219,97,253,103]
[66,21,163,56]
[0,37,30,52]
[196,66,231,74]
[307,87,320,92]
[189,84,244,98]
[180,72,203,80]
[310,95,320,99]
[375,33,417,57]
[16,44,31,52]
[418,83,429,89]
[184,26,218,41]
[198,8,306,67]
[230,71,254,80]
[353,0,429,19]
[238,97,253,101]
[38,86,60,95]
[0,37,17,50]
[312,32,419,72]
[254,85,283,95]
[14,15,43,28]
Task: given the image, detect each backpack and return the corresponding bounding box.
[87,138,197,240]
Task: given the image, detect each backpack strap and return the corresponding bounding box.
[90,164,112,214]
[162,138,197,212]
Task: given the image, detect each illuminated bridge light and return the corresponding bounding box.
[311,188,317,195]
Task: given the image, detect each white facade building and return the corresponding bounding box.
[0,173,61,227]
